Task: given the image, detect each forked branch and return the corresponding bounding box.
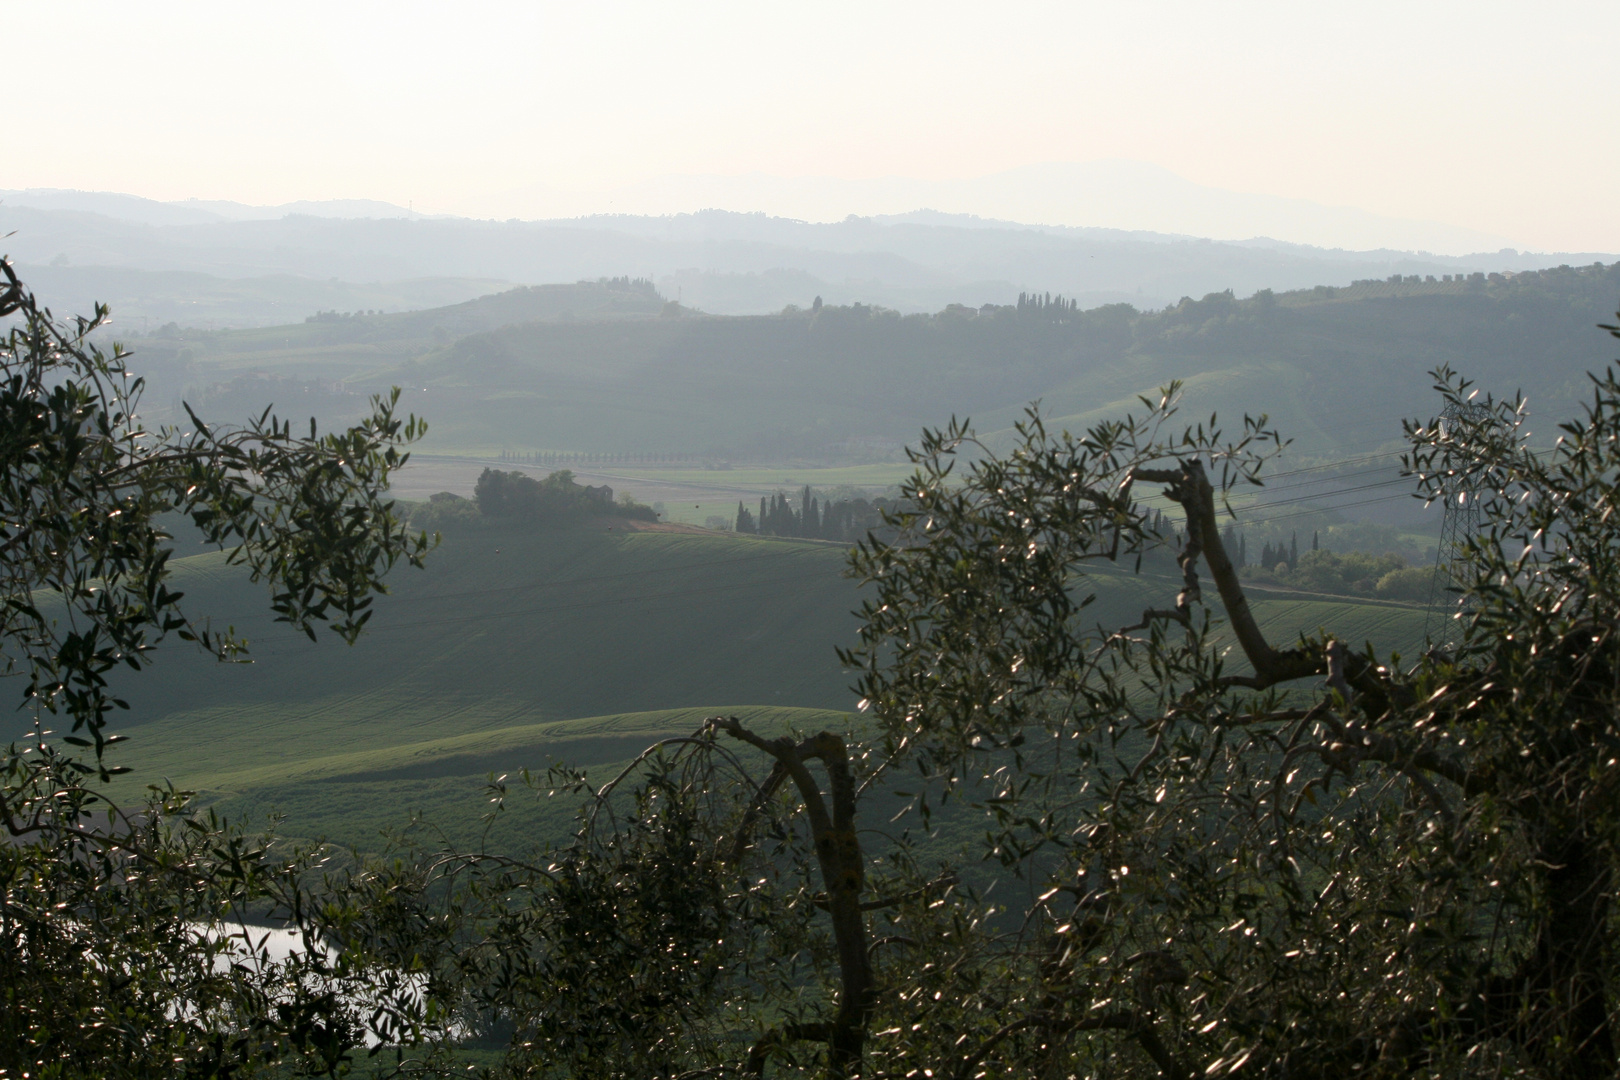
[1134,461,1327,690]
[709,716,876,1080]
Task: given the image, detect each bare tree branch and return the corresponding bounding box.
[710,716,876,1079]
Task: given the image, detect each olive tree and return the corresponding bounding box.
[835,357,1620,1077]
[0,260,434,1077]
[344,317,1620,1079]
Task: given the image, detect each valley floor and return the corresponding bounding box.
[83,524,1431,851]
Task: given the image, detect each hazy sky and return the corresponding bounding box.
[11,0,1619,250]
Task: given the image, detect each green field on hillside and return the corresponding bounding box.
[74,524,862,848]
[88,525,862,741]
[184,704,851,853]
[55,524,1435,852]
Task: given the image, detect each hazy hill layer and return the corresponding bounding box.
[99,278,666,426]
[114,262,1620,471]
[5,201,1609,325]
[11,264,512,334]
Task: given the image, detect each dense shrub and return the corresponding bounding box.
[1244,547,1423,598]
[472,468,656,524]
[1375,563,1434,600]
[408,490,483,531]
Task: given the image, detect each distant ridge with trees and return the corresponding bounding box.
[120,260,1620,467]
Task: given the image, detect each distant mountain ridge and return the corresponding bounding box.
[0,188,431,225]
[466,161,1524,255]
[3,160,1526,253]
[3,193,1613,327]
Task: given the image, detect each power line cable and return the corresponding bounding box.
[1239,474,1413,509]
[1257,449,1406,482]
[1235,492,1420,529]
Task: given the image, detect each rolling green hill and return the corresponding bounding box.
[90,524,862,747]
[73,522,863,848]
[56,523,1432,851]
[171,704,853,854]
[118,262,1620,469]
[112,277,668,428]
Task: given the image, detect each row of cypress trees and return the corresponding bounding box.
[1237,528,1320,571]
[734,486,893,542]
[1151,511,1313,570]
[1016,291,1081,318]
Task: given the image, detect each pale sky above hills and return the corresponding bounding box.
[10,0,1619,252]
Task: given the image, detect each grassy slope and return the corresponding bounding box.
[65,526,1432,851]
[84,524,862,847]
[97,525,860,745]
[193,704,851,853]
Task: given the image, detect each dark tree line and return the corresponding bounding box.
[1015,290,1081,319]
[473,468,655,523]
[305,308,387,322]
[587,275,658,294]
[733,485,895,541]
[1172,514,1311,571]
[1255,531,1301,570]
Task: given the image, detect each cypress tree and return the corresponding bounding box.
[1238,534,1247,568]
[1312,530,1319,552]
[1290,532,1299,568]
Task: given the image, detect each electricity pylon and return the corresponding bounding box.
[1425,399,1496,645]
